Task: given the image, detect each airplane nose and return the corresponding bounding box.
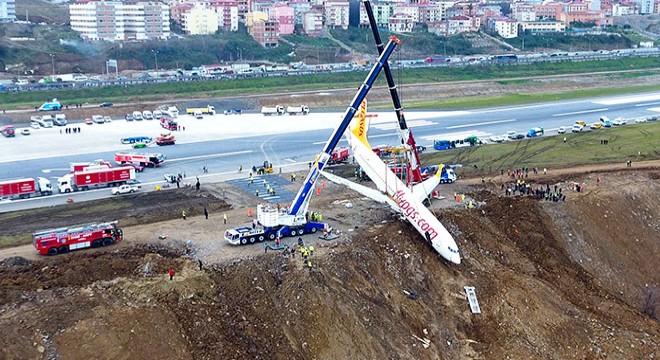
[451,254,461,265]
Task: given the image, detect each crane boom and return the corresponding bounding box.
[288,36,402,216]
[362,0,424,184]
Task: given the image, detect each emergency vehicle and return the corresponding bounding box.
[114,152,166,168]
[33,221,123,255]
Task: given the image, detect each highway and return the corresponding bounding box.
[1,90,659,212]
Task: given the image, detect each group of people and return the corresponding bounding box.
[503,167,547,180]
[503,180,567,202]
[61,127,82,134]
[306,211,322,222]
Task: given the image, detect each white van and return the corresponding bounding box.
[142,110,153,120]
[167,106,179,118]
[92,115,105,124]
[132,111,143,121]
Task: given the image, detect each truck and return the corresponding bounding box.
[155,131,176,146]
[0,125,16,137]
[328,147,350,164]
[54,114,67,126]
[224,36,402,247]
[526,127,544,138]
[114,152,166,168]
[57,167,135,193]
[168,106,179,118]
[160,116,178,131]
[0,177,53,199]
[31,115,53,128]
[261,105,285,116]
[38,98,62,111]
[286,105,310,115]
[33,221,123,256]
[70,160,112,173]
[111,184,140,195]
[186,105,216,115]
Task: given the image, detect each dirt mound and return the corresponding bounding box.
[0,167,658,359]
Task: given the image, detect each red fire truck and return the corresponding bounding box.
[69,160,113,173]
[114,152,166,168]
[0,125,16,137]
[328,147,350,164]
[160,116,178,131]
[33,221,123,255]
[0,177,53,199]
[57,167,135,193]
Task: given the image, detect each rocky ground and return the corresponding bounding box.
[0,163,658,359]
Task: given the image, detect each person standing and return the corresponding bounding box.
[198,260,203,271]
[596,177,600,186]
[223,213,227,224]
[169,269,175,281]
[182,210,187,220]
[195,178,200,191]
[204,207,209,219]
[264,243,268,254]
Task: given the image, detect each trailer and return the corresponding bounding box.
[57,167,135,193]
[0,177,53,199]
[286,105,310,115]
[186,105,216,115]
[261,105,285,116]
[33,221,123,256]
[114,152,166,167]
[70,160,112,173]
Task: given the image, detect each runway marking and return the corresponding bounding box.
[419,130,491,142]
[593,93,660,105]
[552,108,607,117]
[635,102,660,107]
[646,107,660,112]
[165,150,253,162]
[285,158,296,163]
[372,120,436,131]
[445,119,516,129]
[312,132,397,145]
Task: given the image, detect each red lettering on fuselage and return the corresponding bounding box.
[392,190,438,240]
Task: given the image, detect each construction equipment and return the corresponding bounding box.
[224,36,402,246]
[252,161,273,174]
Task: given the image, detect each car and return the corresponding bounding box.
[634,117,647,123]
[85,118,93,125]
[612,118,627,126]
[111,184,139,195]
[30,121,40,129]
[489,135,506,143]
[571,124,584,133]
[416,145,426,153]
[20,128,30,136]
[513,133,525,140]
[100,102,113,107]
[603,120,612,127]
[647,116,658,121]
[120,162,144,172]
[557,126,567,134]
[575,121,587,127]
[132,142,147,149]
[104,116,112,123]
[125,179,142,188]
[164,173,177,183]
[125,114,134,121]
[590,123,602,130]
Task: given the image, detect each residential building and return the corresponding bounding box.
[211,0,239,32]
[511,3,536,21]
[639,0,654,13]
[269,3,294,35]
[182,5,218,35]
[324,0,350,29]
[360,2,394,26]
[0,0,16,22]
[245,11,268,27]
[388,12,414,32]
[250,19,279,47]
[69,1,170,42]
[236,0,250,17]
[533,3,563,19]
[519,19,566,33]
[171,3,194,24]
[418,2,452,23]
[487,16,518,38]
[393,3,419,23]
[430,14,479,36]
[611,3,634,15]
[303,8,323,36]
[560,10,605,24]
[251,0,271,13]
[289,0,312,25]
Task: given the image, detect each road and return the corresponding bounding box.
[1,90,659,212]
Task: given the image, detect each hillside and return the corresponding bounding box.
[0,163,658,359]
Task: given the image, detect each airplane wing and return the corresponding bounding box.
[412,168,441,203]
[347,102,461,264]
[319,170,402,213]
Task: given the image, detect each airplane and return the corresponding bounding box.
[320,100,461,264]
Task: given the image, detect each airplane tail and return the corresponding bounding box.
[349,100,371,149]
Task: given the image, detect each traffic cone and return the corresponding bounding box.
[248,208,253,217]
[316,188,321,196]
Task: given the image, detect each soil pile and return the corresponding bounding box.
[0,168,658,359]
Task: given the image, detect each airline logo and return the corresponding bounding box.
[350,100,371,148]
[392,189,438,241]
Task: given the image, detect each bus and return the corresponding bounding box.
[494,54,518,62]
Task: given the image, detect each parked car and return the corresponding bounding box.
[104,116,112,123]
[575,120,587,127]
[100,102,113,107]
[111,184,139,195]
[612,118,627,126]
[125,114,134,121]
[634,117,647,123]
[590,122,602,130]
[85,118,93,125]
[20,128,30,136]
[571,124,584,133]
[132,142,147,149]
[557,126,567,134]
[30,121,40,129]
[489,135,506,143]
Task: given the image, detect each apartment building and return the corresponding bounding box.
[0,0,16,22]
[269,3,294,35]
[251,19,279,47]
[324,0,350,29]
[487,16,518,38]
[388,13,414,32]
[519,19,566,32]
[211,0,239,31]
[303,9,323,36]
[181,4,218,34]
[511,3,536,21]
[289,0,312,25]
[69,1,170,41]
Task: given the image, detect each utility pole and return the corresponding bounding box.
[49,53,55,76]
[151,50,159,71]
